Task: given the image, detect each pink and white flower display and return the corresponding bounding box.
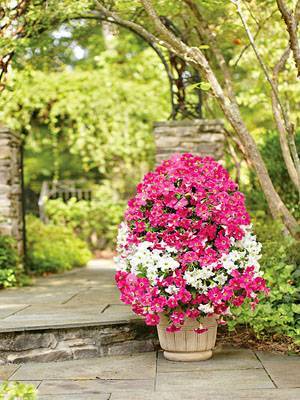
[115,153,268,333]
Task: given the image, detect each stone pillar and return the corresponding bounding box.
[153,119,225,164]
[0,125,24,258]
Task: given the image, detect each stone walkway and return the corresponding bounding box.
[0,260,300,399]
[1,347,300,399]
[0,260,133,332]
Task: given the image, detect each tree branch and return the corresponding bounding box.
[231,2,284,113]
[271,47,300,191]
[183,0,237,103]
[233,8,277,67]
[0,0,31,90]
[232,4,297,139]
[94,1,178,54]
[93,2,183,118]
[276,0,300,77]
[232,0,300,193]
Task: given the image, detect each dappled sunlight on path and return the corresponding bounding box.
[0,260,135,331]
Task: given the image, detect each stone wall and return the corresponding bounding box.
[0,125,24,257]
[154,119,224,164]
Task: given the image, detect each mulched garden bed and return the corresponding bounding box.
[217,325,299,355]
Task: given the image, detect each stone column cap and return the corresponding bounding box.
[153,119,224,127]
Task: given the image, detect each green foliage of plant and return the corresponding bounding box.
[244,131,300,219]
[0,45,169,187]
[0,269,17,289]
[0,381,36,400]
[1,1,93,64]
[44,184,126,249]
[24,136,95,193]
[0,236,19,288]
[228,217,300,344]
[26,215,91,274]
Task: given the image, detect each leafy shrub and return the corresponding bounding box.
[229,216,300,345]
[26,215,91,274]
[45,184,126,249]
[0,236,19,288]
[0,381,36,400]
[246,131,300,219]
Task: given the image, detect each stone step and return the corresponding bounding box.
[0,261,158,364]
[0,314,157,364]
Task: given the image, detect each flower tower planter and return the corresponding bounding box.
[115,153,268,361]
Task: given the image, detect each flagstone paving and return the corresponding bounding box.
[0,259,133,332]
[0,347,300,399]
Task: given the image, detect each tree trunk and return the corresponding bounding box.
[271,91,300,190]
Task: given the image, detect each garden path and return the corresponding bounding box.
[0,260,135,332]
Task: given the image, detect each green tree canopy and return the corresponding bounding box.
[1,22,170,194]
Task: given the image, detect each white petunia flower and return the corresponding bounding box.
[165,285,179,294]
[214,273,227,286]
[184,267,213,291]
[114,256,128,272]
[198,303,214,314]
[116,223,131,255]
